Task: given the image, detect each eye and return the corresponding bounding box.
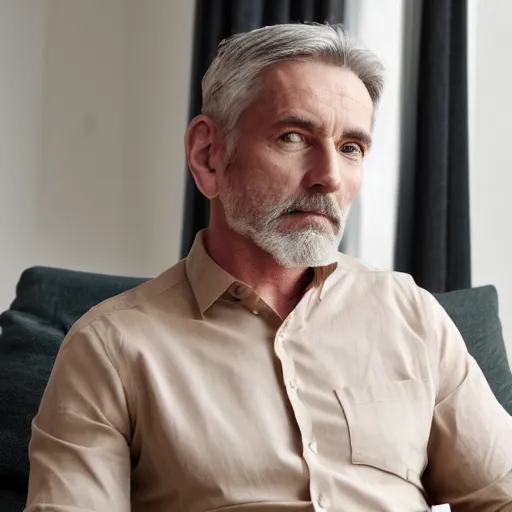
[340,143,363,157]
[279,132,304,144]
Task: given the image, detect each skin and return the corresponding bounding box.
[186,60,374,318]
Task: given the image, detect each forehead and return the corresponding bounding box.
[249,60,374,131]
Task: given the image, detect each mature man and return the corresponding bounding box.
[26,23,511,512]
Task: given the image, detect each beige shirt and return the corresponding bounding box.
[26,232,512,512]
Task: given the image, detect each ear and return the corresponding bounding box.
[185,114,225,199]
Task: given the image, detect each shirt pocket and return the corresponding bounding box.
[335,379,433,486]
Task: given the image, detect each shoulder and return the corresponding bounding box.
[68,259,190,339]
[332,252,439,326]
[336,251,420,292]
[334,252,463,356]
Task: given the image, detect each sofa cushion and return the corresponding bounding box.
[0,266,148,509]
[0,266,510,512]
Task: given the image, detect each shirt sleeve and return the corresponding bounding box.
[419,288,512,511]
[25,320,132,512]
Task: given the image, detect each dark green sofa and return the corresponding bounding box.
[1,266,511,512]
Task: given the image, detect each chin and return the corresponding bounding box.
[253,229,341,268]
[278,221,339,239]
[281,214,334,229]
[278,224,342,241]
[274,249,339,269]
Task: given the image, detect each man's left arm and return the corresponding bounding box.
[419,288,512,511]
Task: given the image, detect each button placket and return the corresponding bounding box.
[274,314,319,503]
[275,320,289,356]
[273,285,335,512]
[274,319,302,405]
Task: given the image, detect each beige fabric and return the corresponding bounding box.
[26,231,512,512]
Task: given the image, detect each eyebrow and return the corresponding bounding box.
[272,114,373,150]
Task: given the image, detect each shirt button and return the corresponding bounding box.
[317,494,330,509]
[231,283,247,299]
[308,441,318,454]
[252,310,259,315]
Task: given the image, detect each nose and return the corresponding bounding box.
[304,143,343,194]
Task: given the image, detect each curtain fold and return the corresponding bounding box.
[395,0,471,293]
[181,0,345,258]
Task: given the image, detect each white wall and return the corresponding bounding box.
[125,0,193,277]
[0,1,47,312]
[0,0,194,312]
[468,0,512,363]
[41,0,135,275]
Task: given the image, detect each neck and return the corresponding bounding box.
[204,223,313,319]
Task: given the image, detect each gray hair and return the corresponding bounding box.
[201,23,385,156]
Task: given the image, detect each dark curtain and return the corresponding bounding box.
[395,0,471,293]
[181,0,345,258]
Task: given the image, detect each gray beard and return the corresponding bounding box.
[243,225,343,268]
[220,186,348,268]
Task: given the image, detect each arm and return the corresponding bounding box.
[25,320,131,512]
[419,289,512,511]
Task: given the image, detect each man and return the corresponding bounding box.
[26,23,511,512]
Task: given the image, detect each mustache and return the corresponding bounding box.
[269,194,343,226]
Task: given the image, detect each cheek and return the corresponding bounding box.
[245,150,299,194]
[224,161,288,207]
[339,167,363,208]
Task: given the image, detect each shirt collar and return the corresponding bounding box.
[185,230,237,317]
[309,261,338,300]
[185,230,339,317]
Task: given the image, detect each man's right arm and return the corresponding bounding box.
[25,321,132,512]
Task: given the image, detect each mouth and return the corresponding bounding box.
[288,209,331,219]
[285,209,338,226]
